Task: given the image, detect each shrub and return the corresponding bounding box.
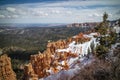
[95,45,109,59]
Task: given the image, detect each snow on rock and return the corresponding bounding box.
[68,57,79,67]
[38,32,99,80]
[56,32,99,57]
[46,68,54,75]
[40,54,95,80]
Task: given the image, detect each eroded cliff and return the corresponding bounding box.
[24,32,100,80]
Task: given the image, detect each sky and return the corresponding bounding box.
[0,0,120,24]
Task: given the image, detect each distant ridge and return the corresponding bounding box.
[0,23,66,28]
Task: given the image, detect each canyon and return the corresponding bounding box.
[24,31,100,80]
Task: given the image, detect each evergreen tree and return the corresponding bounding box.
[95,12,109,35]
[94,12,117,59]
[118,19,120,26]
[103,12,108,23]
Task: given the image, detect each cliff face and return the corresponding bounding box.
[24,32,99,80]
[0,54,16,80]
[66,22,98,28]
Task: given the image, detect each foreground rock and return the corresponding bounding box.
[0,54,16,80]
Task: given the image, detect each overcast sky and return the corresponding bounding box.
[0,0,120,23]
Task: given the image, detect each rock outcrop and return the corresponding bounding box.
[24,32,100,80]
[0,54,16,80]
[24,41,70,80]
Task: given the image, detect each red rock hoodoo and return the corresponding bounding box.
[0,54,16,80]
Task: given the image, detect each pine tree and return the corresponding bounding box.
[103,12,108,23]
[95,12,109,35]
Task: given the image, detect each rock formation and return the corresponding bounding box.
[24,32,100,80]
[66,22,98,28]
[0,54,16,80]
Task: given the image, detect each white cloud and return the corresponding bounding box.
[66,11,72,14]
[0,14,5,18]
[12,15,19,18]
[17,9,27,15]
[90,13,102,17]
[44,13,48,16]
[52,10,60,14]
[31,9,49,17]
[6,7,16,12]
[0,0,120,23]
[7,15,11,18]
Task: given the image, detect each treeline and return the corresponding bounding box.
[0,26,91,51]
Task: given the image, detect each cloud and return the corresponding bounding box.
[7,15,11,18]
[116,10,120,14]
[12,15,19,18]
[6,7,16,12]
[0,0,120,23]
[66,11,72,14]
[52,10,60,14]
[89,13,102,17]
[0,14,5,18]
[30,8,49,17]
[17,9,27,15]
[43,0,120,8]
